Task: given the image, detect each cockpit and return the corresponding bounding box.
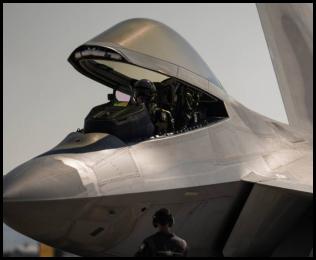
[70,47,228,143]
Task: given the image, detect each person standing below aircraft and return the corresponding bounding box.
[134,208,188,257]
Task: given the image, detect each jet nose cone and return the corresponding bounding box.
[3,156,86,202]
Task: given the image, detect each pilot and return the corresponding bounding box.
[134,208,188,257]
[133,79,175,134]
[133,79,157,106]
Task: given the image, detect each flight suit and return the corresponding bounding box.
[135,232,188,257]
[148,102,175,134]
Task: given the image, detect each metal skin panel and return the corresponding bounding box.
[223,184,313,257]
[3,8,313,257]
[3,102,312,256]
[257,3,313,134]
[3,182,252,257]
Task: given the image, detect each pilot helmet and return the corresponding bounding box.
[152,208,174,228]
[133,79,156,102]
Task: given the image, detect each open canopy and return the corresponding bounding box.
[68,18,225,95]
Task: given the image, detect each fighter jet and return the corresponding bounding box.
[3,3,313,257]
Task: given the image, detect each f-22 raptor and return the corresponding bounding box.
[3,3,313,257]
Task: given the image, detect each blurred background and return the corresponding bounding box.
[3,3,288,256]
[3,224,77,256]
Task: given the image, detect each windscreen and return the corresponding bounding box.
[115,90,131,102]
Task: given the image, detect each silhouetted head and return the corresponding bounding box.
[133,79,156,104]
[152,208,174,229]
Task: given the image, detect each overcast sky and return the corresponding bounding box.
[3,3,287,250]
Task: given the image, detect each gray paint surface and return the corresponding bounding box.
[257,3,313,133]
[4,3,311,256]
[4,3,286,175]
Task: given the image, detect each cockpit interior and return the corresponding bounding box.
[71,48,229,143]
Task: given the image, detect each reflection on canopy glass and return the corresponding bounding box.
[94,60,169,82]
